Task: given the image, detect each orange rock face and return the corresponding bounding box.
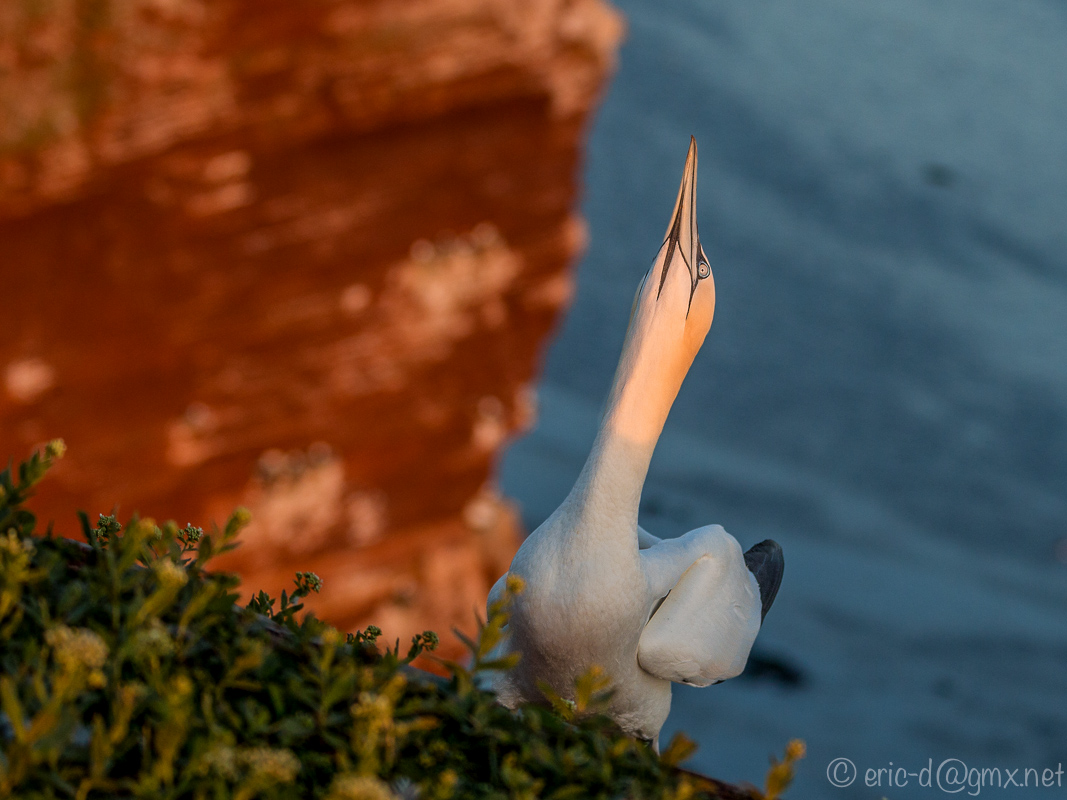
[0,0,623,658]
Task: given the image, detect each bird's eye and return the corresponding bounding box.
[697,260,711,279]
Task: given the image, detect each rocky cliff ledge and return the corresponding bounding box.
[1,0,623,658]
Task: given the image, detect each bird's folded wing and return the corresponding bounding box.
[637,552,761,687]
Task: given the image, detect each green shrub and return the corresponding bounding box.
[0,442,791,799]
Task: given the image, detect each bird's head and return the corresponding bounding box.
[624,137,716,380]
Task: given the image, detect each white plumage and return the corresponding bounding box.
[485,138,783,747]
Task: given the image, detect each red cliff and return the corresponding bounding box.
[1,0,623,658]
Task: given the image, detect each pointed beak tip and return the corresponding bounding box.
[657,136,704,281]
[683,139,698,186]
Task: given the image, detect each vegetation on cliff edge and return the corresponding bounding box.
[0,442,802,799]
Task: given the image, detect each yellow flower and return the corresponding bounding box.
[242,747,300,783]
[325,775,398,800]
[45,625,109,671]
[505,574,526,595]
[172,674,194,696]
[154,558,188,590]
[0,530,34,557]
[132,620,175,659]
[201,744,239,780]
[353,692,394,726]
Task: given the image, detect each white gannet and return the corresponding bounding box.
[485,137,784,748]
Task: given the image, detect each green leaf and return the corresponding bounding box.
[660,732,698,768]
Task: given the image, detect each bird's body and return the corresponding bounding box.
[485,139,782,746]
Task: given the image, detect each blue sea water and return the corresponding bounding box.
[499,1,1067,796]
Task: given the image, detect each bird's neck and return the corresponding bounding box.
[567,319,691,545]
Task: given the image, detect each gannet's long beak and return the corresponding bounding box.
[743,540,784,622]
[656,136,711,310]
